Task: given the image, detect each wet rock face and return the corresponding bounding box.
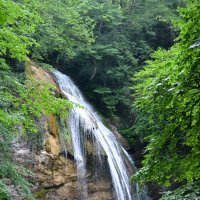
[12,138,79,200]
[109,124,130,150]
[10,63,115,200]
[25,63,58,87]
[12,139,114,200]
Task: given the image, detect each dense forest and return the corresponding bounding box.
[0,0,199,199]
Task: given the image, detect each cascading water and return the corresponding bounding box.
[53,71,150,200]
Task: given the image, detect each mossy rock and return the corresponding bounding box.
[34,189,48,199]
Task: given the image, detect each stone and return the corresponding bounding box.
[10,63,120,199]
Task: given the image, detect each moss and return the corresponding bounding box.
[45,139,51,153]
[0,189,10,200]
[39,63,54,71]
[34,189,48,199]
[48,114,58,136]
[24,59,32,78]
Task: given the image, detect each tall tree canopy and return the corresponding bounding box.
[133,0,200,198]
[30,0,95,60]
[61,0,184,125]
[0,0,40,60]
[0,1,72,198]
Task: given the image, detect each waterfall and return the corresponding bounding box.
[53,71,150,200]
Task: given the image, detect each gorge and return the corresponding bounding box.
[10,64,150,200]
[1,1,199,199]
[53,70,150,200]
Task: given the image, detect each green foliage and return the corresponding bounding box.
[0,0,79,196]
[0,161,34,200]
[63,0,183,124]
[132,0,200,193]
[161,181,200,200]
[18,78,72,133]
[0,0,40,60]
[29,0,95,60]
[0,60,72,198]
[0,59,32,199]
[0,0,89,198]
[0,0,90,199]
[0,180,10,200]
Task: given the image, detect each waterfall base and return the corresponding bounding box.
[11,137,115,200]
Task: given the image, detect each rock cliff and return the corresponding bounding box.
[12,62,114,200]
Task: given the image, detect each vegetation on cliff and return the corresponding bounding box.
[0,1,72,198]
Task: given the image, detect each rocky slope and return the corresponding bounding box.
[11,63,114,200]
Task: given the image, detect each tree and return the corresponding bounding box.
[0,1,72,198]
[29,0,95,61]
[0,0,40,60]
[61,0,183,125]
[132,0,200,198]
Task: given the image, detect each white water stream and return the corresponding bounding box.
[53,71,149,200]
